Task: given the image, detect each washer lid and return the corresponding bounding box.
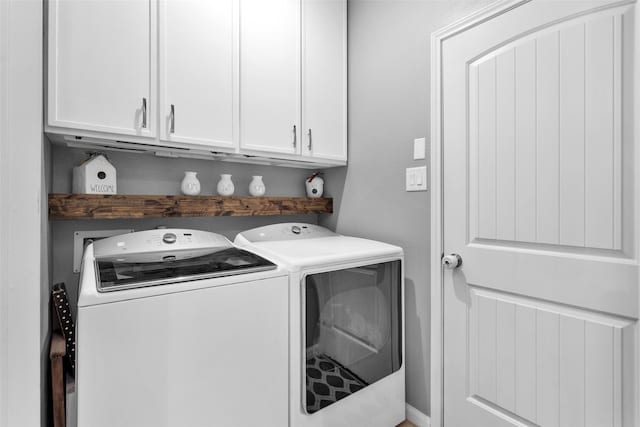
[96,247,276,292]
[92,228,276,292]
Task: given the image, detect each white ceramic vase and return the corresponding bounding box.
[217,174,235,196]
[249,176,266,196]
[180,171,201,195]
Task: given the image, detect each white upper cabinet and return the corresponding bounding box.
[46,0,347,167]
[301,0,347,162]
[239,0,301,155]
[47,0,155,137]
[158,0,237,150]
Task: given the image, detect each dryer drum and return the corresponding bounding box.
[304,260,402,413]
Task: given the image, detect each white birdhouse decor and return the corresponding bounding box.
[72,153,117,194]
[305,172,324,198]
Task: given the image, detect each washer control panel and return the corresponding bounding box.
[162,233,177,244]
[93,229,232,257]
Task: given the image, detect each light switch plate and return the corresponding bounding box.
[406,166,428,191]
[413,137,426,160]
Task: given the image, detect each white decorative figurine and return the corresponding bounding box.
[180,171,201,196]
[217,174,235,196]
[249,176,266,196]
[305,172,324,198]
[72,153,117,194]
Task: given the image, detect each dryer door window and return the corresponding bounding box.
[303,259,402,414]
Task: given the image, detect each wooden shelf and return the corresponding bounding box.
[48,194,333,220]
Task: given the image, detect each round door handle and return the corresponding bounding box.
[442,253,462,269]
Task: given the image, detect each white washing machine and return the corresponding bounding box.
[76,229,290,427]
[235,223,405,427]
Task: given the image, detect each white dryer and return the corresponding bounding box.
[235,223,405,427]
[76,228,290,427]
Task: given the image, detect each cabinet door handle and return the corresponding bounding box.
[142,97,147,129]
[170,104,175,134]
[307,128,312,151]
[292,125,297,147]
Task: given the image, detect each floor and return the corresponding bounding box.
[397,421,416,427]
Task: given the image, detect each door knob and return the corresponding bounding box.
[442,253,462,269]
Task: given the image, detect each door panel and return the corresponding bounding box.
[468,287,632,426]
[239,0,300,155]
[469,11,623,250]
[442,2,638,426]
[159,0,236,149]
[48,0,153,136]
[302,0,347,161]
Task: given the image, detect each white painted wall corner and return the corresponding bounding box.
[406,403,431,427]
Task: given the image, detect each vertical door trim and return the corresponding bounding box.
[429,2,535,426]
[0,0,43,425]
[634,4,640,425]
[0,1,7,424]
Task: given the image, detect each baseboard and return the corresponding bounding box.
[406,403,431,427]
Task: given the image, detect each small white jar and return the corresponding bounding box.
[249,176,266,196]
[217,174,235,196]
[180,171,201,196]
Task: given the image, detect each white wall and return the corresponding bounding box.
[0,0,44,426]
[321,0,493,416]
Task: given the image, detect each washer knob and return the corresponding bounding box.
[163,233,177,244]
[291,225,302,235]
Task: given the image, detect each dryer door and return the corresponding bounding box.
[303,259,402,414]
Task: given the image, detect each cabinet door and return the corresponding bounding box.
[301,0,347,162]
[159,0,236,150]
[239,0,300,155]
[48,0,154,137]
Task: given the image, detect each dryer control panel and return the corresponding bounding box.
[236,223,338,243]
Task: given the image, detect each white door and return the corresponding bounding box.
[301,0,347,162]
[47,0,154,137]
[159,0,236,150]
[239,0,300,155]
[440,1,638,426]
